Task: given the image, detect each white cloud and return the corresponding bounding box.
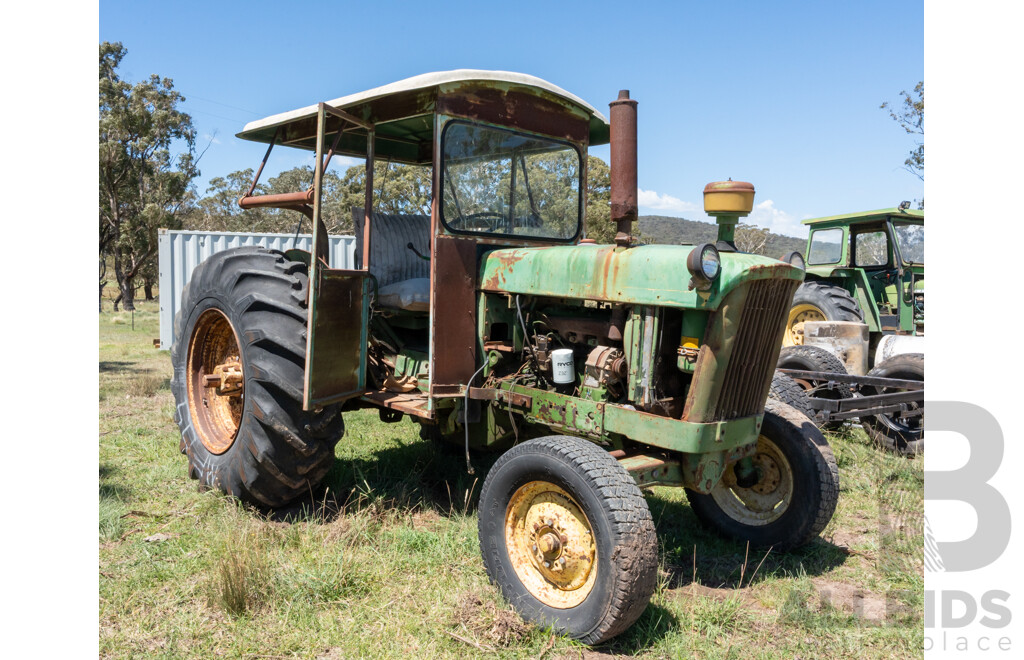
[201,133,221,145]
[637,188,700,214]
[334,155,363,168]
[746,199,808,238]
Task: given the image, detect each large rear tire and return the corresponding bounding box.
[784,281,864,346]
[170,247,344,508]
[860,353,924,456]
[478,436,657,644]
[685,400,838,550]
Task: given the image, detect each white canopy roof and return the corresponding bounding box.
[239,69,607,137]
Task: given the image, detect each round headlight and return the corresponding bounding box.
[783,250,805,270]
[687,243,721,289]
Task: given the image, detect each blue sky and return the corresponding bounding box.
[100,0,923,238]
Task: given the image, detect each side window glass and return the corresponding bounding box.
[807,228,843,265]
[854,231,889,267]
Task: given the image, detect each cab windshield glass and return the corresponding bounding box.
[893,222,924,264]
[441,121,581,240]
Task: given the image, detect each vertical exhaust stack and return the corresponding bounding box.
[609,90,638,248]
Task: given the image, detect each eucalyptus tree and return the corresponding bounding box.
[99,41,197,311]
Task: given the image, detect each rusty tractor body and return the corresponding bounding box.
[170,71,839,643]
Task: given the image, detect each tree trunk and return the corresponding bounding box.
[112,249,136,312]
[99,258,107,313]
[143,277,155,301]
[118,277,136,312]
[113,292,121,312]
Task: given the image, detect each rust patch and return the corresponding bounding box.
[480,249,528,290]
[431,236,478,390]
[438,87,589,143]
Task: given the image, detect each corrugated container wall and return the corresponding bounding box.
[157,229,356,349]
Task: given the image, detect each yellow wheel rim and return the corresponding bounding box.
[784,303,826,346]
[186,309,245,455]
[711,434,793,526]
[504,481,598,609]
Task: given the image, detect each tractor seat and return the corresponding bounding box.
[352,208,431,312]
[377,278,430,312]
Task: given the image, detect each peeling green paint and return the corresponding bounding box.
[479,244,802,310]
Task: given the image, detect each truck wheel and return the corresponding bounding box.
[478,436,657,644]
[777,345,852,430]
[768,370,816,423]
[170,247,344,508]
[784,281,863,346]
[685,400,838,550]
[860,353,924,456]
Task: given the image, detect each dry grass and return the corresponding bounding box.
[208,520,272,617]
[125,373,164,398]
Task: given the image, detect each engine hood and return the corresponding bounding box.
[478,243,803,310]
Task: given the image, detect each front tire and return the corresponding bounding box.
[768,370,816,422]
[860,353,924,456]
[170,247,344,508]
[686,400,838,550]
[478,436,657,644]
[777,345,853,430]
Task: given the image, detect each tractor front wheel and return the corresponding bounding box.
[686,400,838,550]
[170,247,344,508]
[478,436,657,644]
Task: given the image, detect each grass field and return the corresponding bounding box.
[99,300,923,658]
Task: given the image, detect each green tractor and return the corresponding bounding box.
[170,71,838,643]
[774,207,924,454]
[784,207,924,350]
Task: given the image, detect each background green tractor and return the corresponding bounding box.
[772,207,924,454]
[784,207,924,352]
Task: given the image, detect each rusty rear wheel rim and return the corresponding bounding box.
[504,481,598,609]
[186,308,245,455]
[711,434,794,526]
[784,303,826,346]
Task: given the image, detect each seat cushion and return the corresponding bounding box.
[377,278,430,312]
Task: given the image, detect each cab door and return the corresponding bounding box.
[303,215,371,410]
[302,105,374,409]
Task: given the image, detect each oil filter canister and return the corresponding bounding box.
[551,348,575,384]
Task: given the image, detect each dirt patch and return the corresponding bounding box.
[826,512,880,553]
[323,517,351,543]
[670,582,771,613]
[828,529,869,550]
[811,578,888,623]
[411,510,441,530]
[452,591,531,647]
[552,651,623,660]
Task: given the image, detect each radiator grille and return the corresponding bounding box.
[713,278,799,420]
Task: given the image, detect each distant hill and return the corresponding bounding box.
[637,215,806,258]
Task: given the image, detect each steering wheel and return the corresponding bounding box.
[449,211,506,232]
